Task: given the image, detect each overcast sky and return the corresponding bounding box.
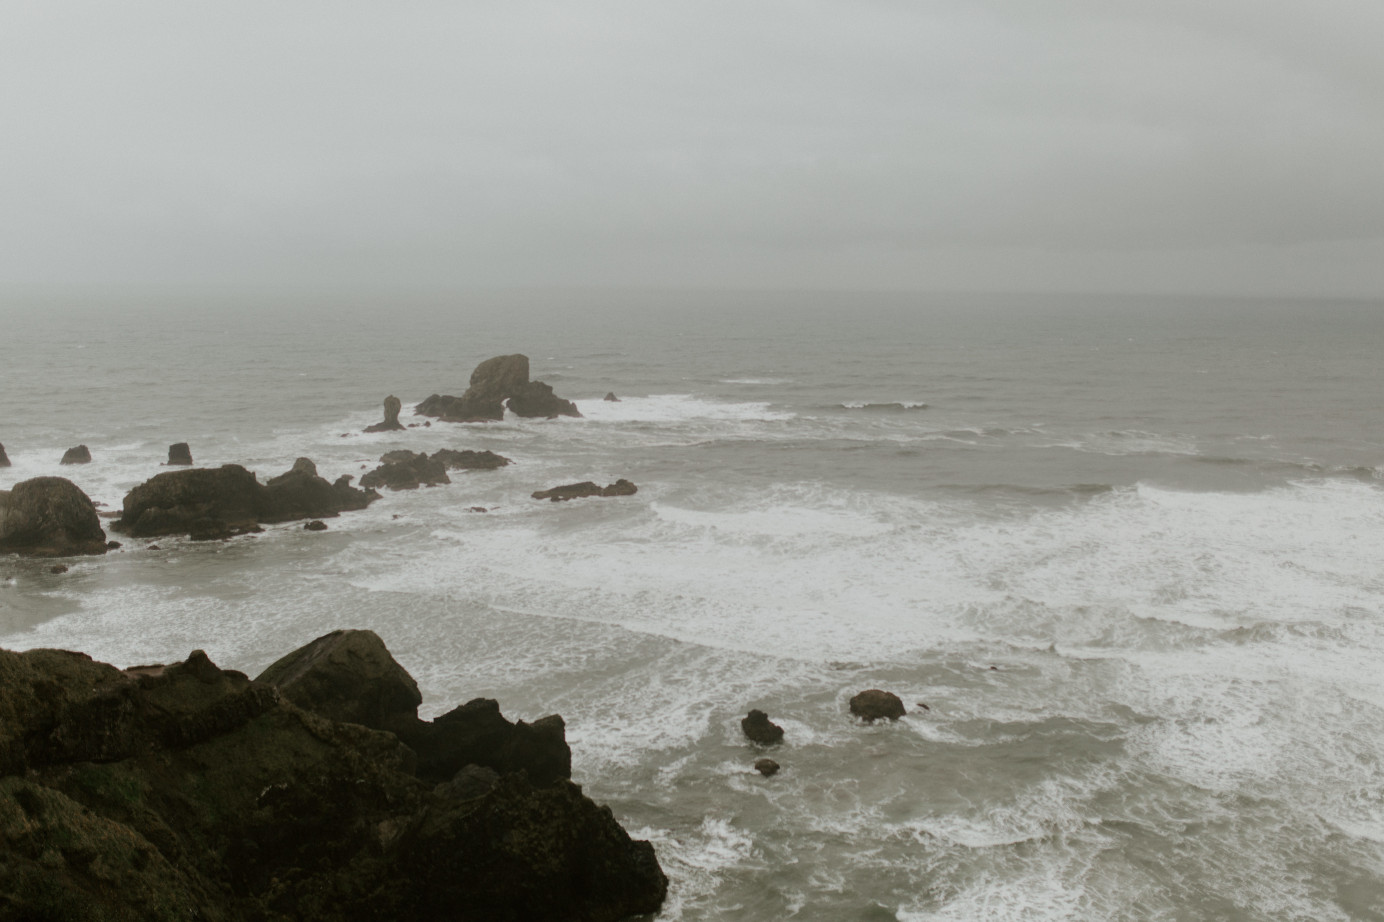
[3,1,1383,299]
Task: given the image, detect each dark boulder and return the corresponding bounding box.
[416,354,582,421]
[741,709,785,745]
[364,395,406,433]
[0,477,109,557]
[430,448,511,471]
[0,641,666,921]
[0,442,9,467]
[304,520,327,531]
[115,461,378,539]
[166,442,193,466]
[849,689,906,722]
[603,392,620,402]
[361,451,450,491]
[61,445,92,465]
[532,479,638,502]
[754,758,780,777]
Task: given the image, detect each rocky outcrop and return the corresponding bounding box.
[166,442,193,465]
[741,709,785,745]
[0,442,9,467]
[0,636,666,921]
[754,758,780,777]
[0,477,109,557]
[532,479,638,502]
[604,392,620,402]
[430,448,511,471]
[360,452,450,491]
[61,444,92,465]
[115,460,378,540]
[257,630,571,786]
[849,689,906,722]
[364,395,406,433]
[416,354,582,421]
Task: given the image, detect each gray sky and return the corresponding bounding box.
[3,1,1383,299]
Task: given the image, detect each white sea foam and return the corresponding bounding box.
[573,393,794,423]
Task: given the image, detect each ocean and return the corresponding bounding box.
[3,290,1384,920]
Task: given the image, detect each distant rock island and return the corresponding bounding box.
[417,354,581,421]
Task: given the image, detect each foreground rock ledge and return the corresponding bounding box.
[0,631,667,921]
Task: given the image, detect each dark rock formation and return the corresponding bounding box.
[430,448,511,471]
[48,564,68,574]
[364,395,406,433]
[754,758,780,777]
[304,520,327,531]
[0,638,666,921]
[0,442,9,467]
[115,460,378,540]
[416,354,582,421]
[849,689,906,722]
[532,479,638,502]
[61,444,92,465]
[604,392,620,402]
[166,443,193,466]
[256,630,571,786]
[0,477,109,557]
[741,709,785,745]
[360,451,450,491]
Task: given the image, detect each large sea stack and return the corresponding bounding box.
[364,395,406,433]
[114,459,378,540]
[0,631,667,921]
[0,477,109,557]
[417,354,581,421]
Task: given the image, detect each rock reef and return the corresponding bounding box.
[532,479,638,502]
[114,459,378,540]
[417,354,581,421]
[0,631,667,921]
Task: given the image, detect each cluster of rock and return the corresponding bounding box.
[114,458,378,541]
[739,690,908,779]
[532,479,637,502]
[0,629,667,921]
[416,354,581,422]
[361,448,512,492]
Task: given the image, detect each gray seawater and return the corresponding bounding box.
[3,290,1384,920]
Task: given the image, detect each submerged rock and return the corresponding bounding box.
[849,689,906,722]
[741,709,785,745]
[60,444,92,465]
[360,451,450,491]
[532,479,637,502]
[754,758,780,777]
[115,460,378,540]
[364,395,406,433]
[0,477,108,557]
[417,354,582,421]
[166,442,193,466]
[0,637,667,921]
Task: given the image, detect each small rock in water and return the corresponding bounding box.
[468,506,488,513]
[60,444,92,465]
[532,479,637,502]
[48,564,69,574]
[166,442,193,465]
[147,544,160,550]
[0,442,10,467]
[304,520,328,531]
[849,689,906,722]
[603,392,620,402]
[364,395,406,433]
[106,540,122,550]
[754,758,780,777]
[915,702,930,710]
[741,709,785,745]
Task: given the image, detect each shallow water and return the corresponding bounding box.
[3,290,1384,920]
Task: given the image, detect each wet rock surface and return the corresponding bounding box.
[360,452,450,491]
[364,395,406,433]
[0,443,9,467]
[429,448,511,471]
[741,709,785,745]
[61,445,92,465]
[166,443,193,466]
[0,477,109,557]
[0,633,667,921]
